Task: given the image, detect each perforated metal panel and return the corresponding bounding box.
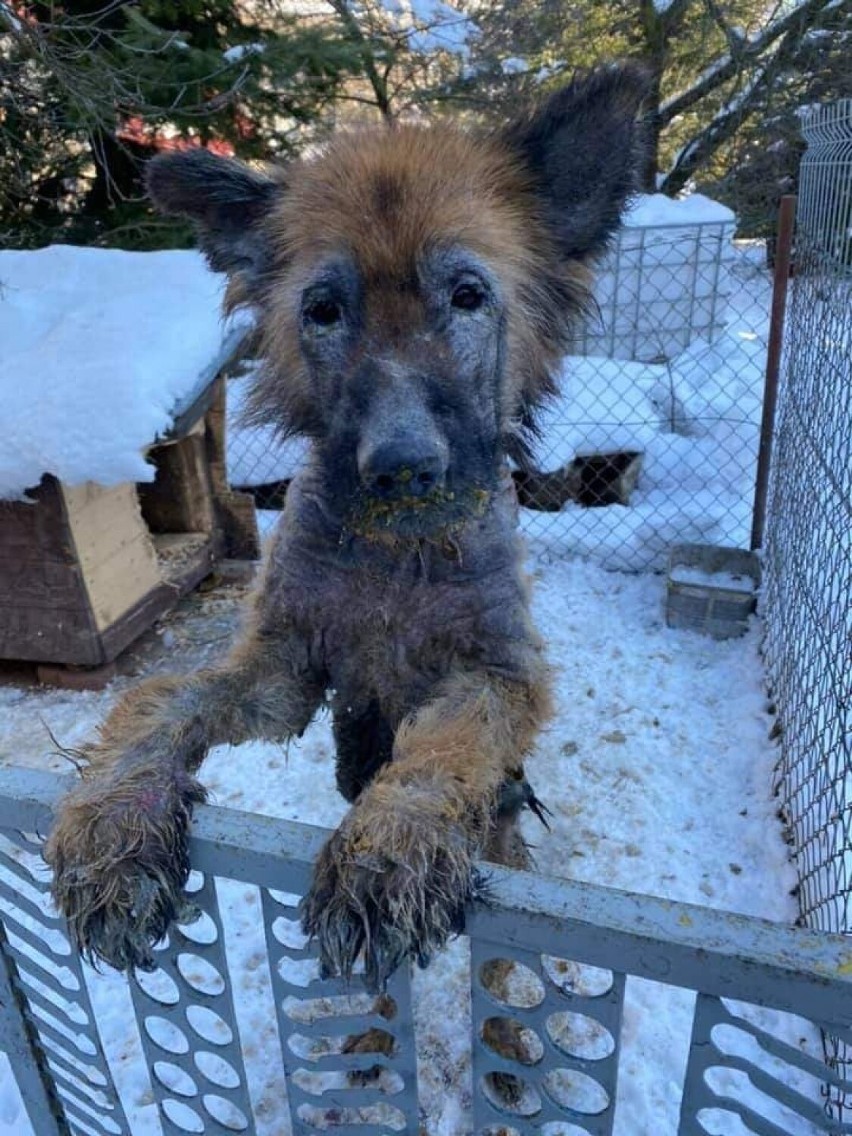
[127,869,256,1134]
[680,995,852,1135]
[0,826,129,1136]
[471,938,624,1135]
[262,888,419,1135]
[2,767,852,1136]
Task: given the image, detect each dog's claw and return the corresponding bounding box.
[302,820,475,992]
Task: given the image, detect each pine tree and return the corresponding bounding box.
[0,1,369,247]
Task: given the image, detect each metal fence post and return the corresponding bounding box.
[750,194,796,551]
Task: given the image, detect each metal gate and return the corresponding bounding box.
[1,765,850,1135]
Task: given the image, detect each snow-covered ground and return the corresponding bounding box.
[0,551,820,1136]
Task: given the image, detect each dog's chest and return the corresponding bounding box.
[317,563,499,695]
[281,545,531,718]
[264,486,535,714]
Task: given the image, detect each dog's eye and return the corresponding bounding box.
[303,298,342,328]
[451,281,487,312]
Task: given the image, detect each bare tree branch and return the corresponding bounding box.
[659,0,837,127]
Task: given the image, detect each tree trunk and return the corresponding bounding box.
[636,0,697,193]
[640,85,663,193]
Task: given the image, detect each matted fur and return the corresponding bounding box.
[46,64,649,993]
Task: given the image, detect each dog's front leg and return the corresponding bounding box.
[302,670,552,990]
[45,629,324,972]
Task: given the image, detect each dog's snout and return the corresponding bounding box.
[361,440,447,499]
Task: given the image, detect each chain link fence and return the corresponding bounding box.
[762,99,852,1121]
[225,199,773,571]
[516,209,770,570]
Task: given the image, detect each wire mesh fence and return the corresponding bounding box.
[225,204,772,572]
[762,99,852,1122]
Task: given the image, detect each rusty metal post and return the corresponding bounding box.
[751,195,796,551]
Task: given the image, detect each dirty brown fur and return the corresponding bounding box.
[45,64,649,991]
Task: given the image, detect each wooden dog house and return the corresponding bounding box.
[0,333,259,670]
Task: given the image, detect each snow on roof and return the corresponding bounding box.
[624,192,736,228]
[0,246,236,501]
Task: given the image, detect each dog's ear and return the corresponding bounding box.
[503,62,651,260]
[146,149,281,279]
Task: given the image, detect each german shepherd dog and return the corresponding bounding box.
[46,65,648,998]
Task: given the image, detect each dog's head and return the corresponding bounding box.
[148,65,648,538]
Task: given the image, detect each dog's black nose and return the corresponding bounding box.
[361,441,446,499]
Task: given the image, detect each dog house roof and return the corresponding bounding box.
[0,245,247,500]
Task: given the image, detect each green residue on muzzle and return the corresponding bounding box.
[347,485,491,541]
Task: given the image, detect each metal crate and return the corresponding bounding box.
[666,543,760,639]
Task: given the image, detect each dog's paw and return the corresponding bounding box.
[45,776,204,971]
[301,810,477,991]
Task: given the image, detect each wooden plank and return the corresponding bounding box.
[0,602,103,666]
[61,482,161,634]
[205,379,261,560]
[205,377,229,494]
[0,478,97,664]
[214,559,258,585]
[216,490,261,560]
[99,539,215,663]
[0,478,75,562]
[0,558,87,607]
[36,661,117,691]
[138,433,216,535]
[63,481,153,555]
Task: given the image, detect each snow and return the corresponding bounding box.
[500,56,529,75]
[520,257,769,571]
[223,42,265,62]
[623,192,736,228]
[669,564,757,592]
[380,0,476,57]
[0,247,238,500]
[0,554,820,1135]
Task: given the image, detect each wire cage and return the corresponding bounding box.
[762,98,852,1122]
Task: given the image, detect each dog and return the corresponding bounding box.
[45,64,648,996]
